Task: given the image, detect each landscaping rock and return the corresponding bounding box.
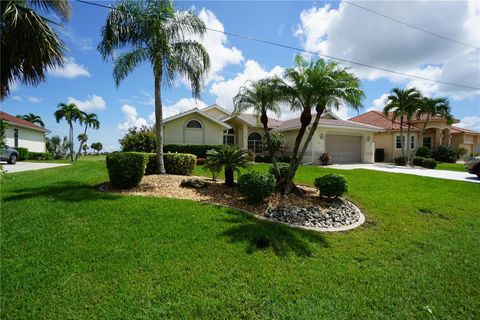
[180,178,210,189]
[265,198,362,229]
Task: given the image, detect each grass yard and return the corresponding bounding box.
[436,162,467,172]
[2,158,480,319]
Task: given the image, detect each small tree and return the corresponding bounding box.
[82,143,89,155]
[119,126,156,152]
[91,142,103,155]
[0,120,6,149]
[46,135,69,159]
[205,146,251,187]
[54,103,82,161]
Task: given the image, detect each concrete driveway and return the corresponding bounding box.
[328,163,480,184]
[1,161,70,173]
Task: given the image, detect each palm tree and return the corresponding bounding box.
[91,142,103,155]
[75,112,99,160]
[1,0,71,100]
[98,0,210,174]
[412,96,452,158]
[16,113,45,127]
[82,143,89,156]
[206,146,251,187]
[274,55,364,194]
[54,103,82,161]
[233,78,282,178]
[383,88,422,163]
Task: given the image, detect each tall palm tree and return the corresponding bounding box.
[206,146,251,187]
[383,87,422,162]
[412,96,452,158]
[17,113,45,127]
[75,112,99,160]
[54,103,82,161]
[1,0,71,100]
[98,0,210,174]
[274,55,364,194]
[233,78,282,178]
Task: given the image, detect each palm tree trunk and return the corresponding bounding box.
[261,111,280,180]
[400,116,405,158]
[154,73,166,174]
[225,167,234,187]
[74,126,88,161]
[406,124,411,165]
[69,123,74,162]
[412,119,429,161]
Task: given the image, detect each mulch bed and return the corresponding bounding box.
[103,174,329,216]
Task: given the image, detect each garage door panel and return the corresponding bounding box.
[326,134,361,163]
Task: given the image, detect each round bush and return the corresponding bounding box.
[423,158,437,169]
[416,146,430,158]
[431,145,456,163]
[268,162,289,178]
[237,172,275,203]
[106,152,148,189]
[143,153,196,175]
[413,156,426,167]
[394,156,406,166]
[314,174,348,198]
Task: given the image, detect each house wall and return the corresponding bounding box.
[203,108,229,120]
[373,131,421,162]
[163,114,225,145]
[5,125,46,152]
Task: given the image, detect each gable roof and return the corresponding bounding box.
[0,111,49,132]
[349,111,420,131]
[236,113,283,128]
[201,104,231,117]
[274,112,383,132]
[450,126,480,135]
[162,108,231,129]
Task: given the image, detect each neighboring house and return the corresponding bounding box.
[0,111,49,152]
[163,104,383,164]
[349,111,480,161]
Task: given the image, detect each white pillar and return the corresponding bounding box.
[242,123,248,150]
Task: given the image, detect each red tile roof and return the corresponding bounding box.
[0,111,48,132]
[450,126,480,135]
[349,111,420,131]
[275,113,382,131]
[386,111,459,123]
[238,113,283,128]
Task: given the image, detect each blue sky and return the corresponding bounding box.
[2,0,479,152]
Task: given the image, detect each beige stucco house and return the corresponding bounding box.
[349,111,480,161]
[0,111,49,152]
[163,104,383,164]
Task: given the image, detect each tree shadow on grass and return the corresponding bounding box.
[3,181,120,203]
[218,208,329,257]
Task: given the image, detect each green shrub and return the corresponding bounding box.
[431,145,456,163]
[237,172,275,203]
[254,155,272,163]
[144,153,197,176]
[416,146,430,158]
[269,162,290,178]
[163,144,222,158]
[314,174,348,198]
[277,155,291,163]
[423,158,437,169]
[319,152,331,165]
[119,126,156,152]
[413,156,426,167]
[457,147,468,158]
[27,152,53,160]
[106,152,148,189]
[394,156,406,166]
[17,147,29,160]
[374,148,385,162]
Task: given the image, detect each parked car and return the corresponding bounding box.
[0,145,19,164]
[465,156,480,178]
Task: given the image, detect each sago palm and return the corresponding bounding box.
[98,0,210,174]
[75,112,99,160]
[274,55,364,194]
[233,78,282,178]
[17,113,45,127]
[54,103,82,161]
[1,0,71,100]
[206,146,251,187]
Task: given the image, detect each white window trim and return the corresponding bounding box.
[185,119,203,129]
[395,134,415,150]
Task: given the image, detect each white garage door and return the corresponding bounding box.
[325,134,362,163]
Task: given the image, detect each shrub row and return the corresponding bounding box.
[394,156,407,166]
[15,147,53,161]
[144,153,197,176]
[163,144,222,158]
[413,156,437,169]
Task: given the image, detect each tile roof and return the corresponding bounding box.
[386,111,459,123]
[275,113,383,131]
[450,126,480,135]
[238,113,283,128]
[349,111,420,131]
[0,111,48,132]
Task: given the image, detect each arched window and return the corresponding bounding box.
[185,119,202,128]
[223,128,235,146]
[248,132,263,153]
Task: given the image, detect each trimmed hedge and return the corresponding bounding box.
[106,152,148,189]
[314,174,348,198]
[394,156,406,166]
[144,152,197,176]
[423,158,437,169]
[27,152,53,160]
[416,146,430,158]
[17,147,29,160]
[163,144,222,158]
[237,171,275,203]
[413,156,426,167]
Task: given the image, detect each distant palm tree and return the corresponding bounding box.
[234,78,283,179]
[98,0,210,174]
[1,0,71,100]
[91,142,103,155]
[17,113,45,127]
[75,112,99,160]
[54,103,82,161]
[206,146,251,187]
[383,88,422,162]
[82,143,89,156]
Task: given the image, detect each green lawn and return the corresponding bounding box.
[436,162,466,172]
[2,158,479,319]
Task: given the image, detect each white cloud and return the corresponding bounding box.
[11,95,22,101]
[49,58,91,78]
[67,95,106,111]
[457,116,480,131]
[27,96,42,103]
[118,104,149,131]
[295,1,480,100]
[367,93,390,112]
